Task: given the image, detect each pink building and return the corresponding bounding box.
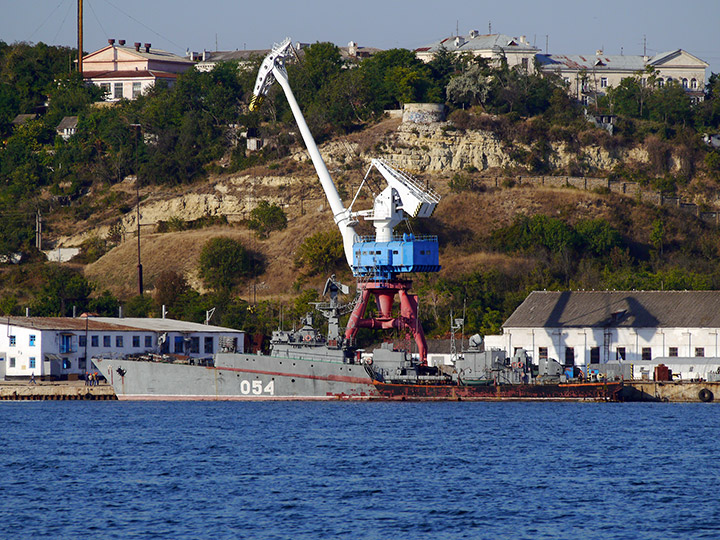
[82,39,194,101]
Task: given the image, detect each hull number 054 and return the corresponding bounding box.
[239,380,274,395]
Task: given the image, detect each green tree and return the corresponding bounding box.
[647,81,693,125]
[199,237,252,291]
[125,294,154,317]
[88,290,120,316]
[294,230,344,275]
[575,219,622,256]
[248,200,287,238]
[31,265,94,316]
[650,218,665,256]
[153,270,191,313]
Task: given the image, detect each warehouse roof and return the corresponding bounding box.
[504,291,720,329]
[2,317,242,333]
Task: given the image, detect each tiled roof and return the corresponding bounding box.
[3,316,242,333]
[416,33,539,54]
[536,53,646,72]
[84,45,193,65]
[200,50,269,62]
[56,116,78,130]
[504,291,720,329]
[12,114,37,125]
[83,70,179,79]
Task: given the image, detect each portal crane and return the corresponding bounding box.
[250,38,441,362]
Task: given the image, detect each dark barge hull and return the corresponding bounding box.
[372,381,626,401]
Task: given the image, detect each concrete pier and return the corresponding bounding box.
[0,381,117,400]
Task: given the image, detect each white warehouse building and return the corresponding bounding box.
[0,316,245,379]
[484,291,720,371]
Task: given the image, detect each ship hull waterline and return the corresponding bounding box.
[93,355,380,401]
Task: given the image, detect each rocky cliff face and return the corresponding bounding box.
[359,122,648,174]
[61,119,656,248]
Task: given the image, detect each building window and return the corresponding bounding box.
[145,336,152,348]
[62,358,71,370]
[79,335,87,347]
[581,95,589,106]
[695,347,705,357]
[204,337,214,354]
[174,336,184,354]
[29,357,36,369]
[116,336,123,348]
[132,82,142,98]
[91,335,99,347]
[669,347,678,357]
[60,334,73,354]
[564,347,575,367]
[691,78,697,89]
[521,57,529,70]
[616,347,626,361]
[103,336,111,347]
[29,335,36,346]
[79,357,86,370]
[9,335,16,346]
[642,347,652,361]
[657,78,664,88]
[132,336,140,348]
[590,347,600,364]
[190,337,200,354]
[600,77,608,88]
[9,357,15,368]
[114,82,123,99]
[538,347,548,360]
[682,78,688,88]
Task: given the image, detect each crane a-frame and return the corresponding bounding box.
[250,38,441,362]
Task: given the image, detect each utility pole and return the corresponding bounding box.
[77,0,83,73]
[35,210,42,250]
[131,124,143,295]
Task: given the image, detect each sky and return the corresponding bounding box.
[2,0,719,75]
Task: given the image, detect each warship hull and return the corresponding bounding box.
[93,354,378,401]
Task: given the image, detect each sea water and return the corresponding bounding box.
[1,401,719,539]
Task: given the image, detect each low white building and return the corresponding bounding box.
[0,316,245,379]
[484,291,720,373]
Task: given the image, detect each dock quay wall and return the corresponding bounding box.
[625,381,720,403]
[0,382,117,401]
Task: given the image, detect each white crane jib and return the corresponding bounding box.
[249,39,441,267]
[249,38,358,268]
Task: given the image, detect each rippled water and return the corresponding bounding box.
[1,402,719,539]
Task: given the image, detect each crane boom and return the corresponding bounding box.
[250,38,357,268]
[250,38,442,363]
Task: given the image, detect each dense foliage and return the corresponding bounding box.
[1,40,720,337]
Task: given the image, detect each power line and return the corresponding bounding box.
[28,0,69,42]
[52,0,75,43]
[98,0,184,51]
[86,0,109,41]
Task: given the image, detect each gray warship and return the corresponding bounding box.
[93,276,384,400]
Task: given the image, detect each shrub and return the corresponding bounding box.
[294,230,344,275]
[248,200,287,238]
[198,237,252,291]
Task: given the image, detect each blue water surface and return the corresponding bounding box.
[1,401,719,540]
